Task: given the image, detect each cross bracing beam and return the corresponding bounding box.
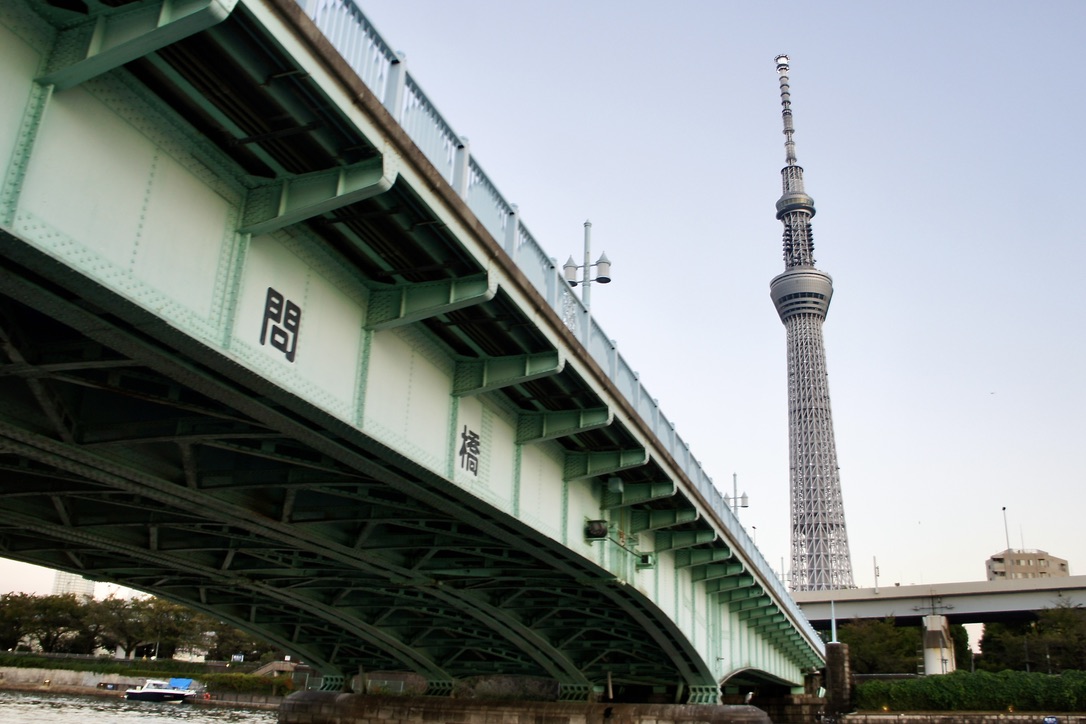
[733,596,774,615]
[0,304,79,444]
[760,628,794,646]
[563,449,649,481]
[516,407,612,444]
[767,630,815,660]
[656,530,717,552]
[368,274,497,330]
[37,0,239,91]
[453,352,564,396]
[720,586,765,604]
[240,156,399,235]
[673,546,732,566]
[753,620,794,636]
[690,562,745,583]
[628,508,699,534]
[744,609,787,626]
[601,480,675,510]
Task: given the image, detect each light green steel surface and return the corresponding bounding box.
[0,0,823,703]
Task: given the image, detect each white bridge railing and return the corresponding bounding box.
[296,0,812,638]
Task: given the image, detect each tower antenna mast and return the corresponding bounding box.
[770,55,855,591]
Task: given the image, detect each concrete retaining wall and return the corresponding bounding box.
[278,691,772,724]
[0,666,141,692]
[748,694,823,724]
[844,716,1085,724]
[0,666,282,709]
[194,692,284,710]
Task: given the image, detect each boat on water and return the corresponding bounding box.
[124,678,198,702]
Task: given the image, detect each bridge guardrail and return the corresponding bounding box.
[294,0,819,649]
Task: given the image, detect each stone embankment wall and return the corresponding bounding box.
[279,691,772,724]
[749,694,823,724]
[279,692,1086,724]
[195,691,283,710]
[844,716,1086,724]
[0,666,283,710]
[0,665,141,694]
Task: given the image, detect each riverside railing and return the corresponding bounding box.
[294,0,817,647]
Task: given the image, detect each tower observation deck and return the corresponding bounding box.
[769,55,855,591]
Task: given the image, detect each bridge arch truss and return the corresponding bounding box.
[0,0,822,702]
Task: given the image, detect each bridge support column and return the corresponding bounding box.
[922,614,956,675]
[824,642,851,716]
[278,692,771,724]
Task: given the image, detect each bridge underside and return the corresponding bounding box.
[0,243,697,698]
[0,0,822,701]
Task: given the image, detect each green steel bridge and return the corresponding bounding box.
[0,0,823,703]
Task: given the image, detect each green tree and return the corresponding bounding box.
[978,621,1024,671]
[950,623,971,671]
[835,617,922,675]
[979,605,1086,674]
[0,592,37,651]
[1036,602,1086,672]
[59,597,115,655]
[133,596,208,659]
[2,592,277,661]
[203,619,277,662]
[97,595,152,658]
[22,594,85,653]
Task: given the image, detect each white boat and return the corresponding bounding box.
[124,678,198,702]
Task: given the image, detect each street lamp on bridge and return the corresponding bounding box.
[563,219,611,312]
[725,472,749,517]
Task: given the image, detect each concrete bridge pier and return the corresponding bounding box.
[824,642,852,716]
[922,615,956,675]
[277,692,774,724]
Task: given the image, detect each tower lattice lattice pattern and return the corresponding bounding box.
[769,55,855,591]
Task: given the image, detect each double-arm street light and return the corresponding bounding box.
[725,472,749,517]
[563,220,611,312]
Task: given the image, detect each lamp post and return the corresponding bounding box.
[563,220,612,312]
[1002,506,1015,579]
[725,472,749,517]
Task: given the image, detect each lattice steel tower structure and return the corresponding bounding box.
[769,55,854,591]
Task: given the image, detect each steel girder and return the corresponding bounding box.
[0,263,695,691]
[0,0,825,698]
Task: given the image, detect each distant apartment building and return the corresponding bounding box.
[51,571,96,597]
[986,549,1069,581]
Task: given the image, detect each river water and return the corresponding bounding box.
[0,690,277,724]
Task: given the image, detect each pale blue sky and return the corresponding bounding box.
[4,1,1084,595]
[341,0,1086,588]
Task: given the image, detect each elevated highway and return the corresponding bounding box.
[793,576,1086,627]
[0,0,822,703]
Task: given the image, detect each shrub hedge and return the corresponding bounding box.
[198,672,294,697]
[856,670,1086,712]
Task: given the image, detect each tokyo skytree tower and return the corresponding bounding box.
[769,55,855,591]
